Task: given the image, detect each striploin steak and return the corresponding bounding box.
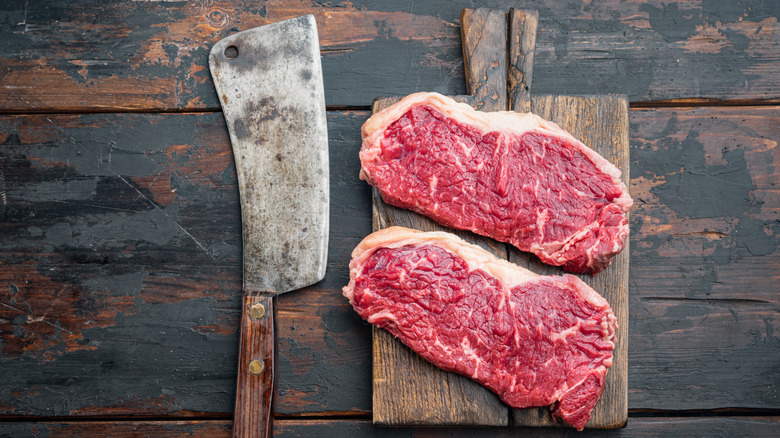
[343,227,617,430]
[360,92,633,274]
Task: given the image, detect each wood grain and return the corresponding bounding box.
[232,292,275,438]
[0,111,376,418]
[371,191,509,425]
[460,8,507,111]
[371,98,630,429]
[508,9,539,113]
[508,95,630,428]
[1,0,779,112]
[371,10,511,426]
[0,0,778,433]
[2,417,779,437]
[1,109,778,419]
[627,106,780,411]
[371,7,629,428]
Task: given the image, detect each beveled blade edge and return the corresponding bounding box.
[209,15,329,294]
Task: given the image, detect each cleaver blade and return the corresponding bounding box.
[209,14,329,438]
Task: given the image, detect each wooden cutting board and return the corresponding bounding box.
[371,8,629,429]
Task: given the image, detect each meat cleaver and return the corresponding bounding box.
[208,15,329,438]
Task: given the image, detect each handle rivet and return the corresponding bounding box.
[250,303,266,319]
[249,359,265,375]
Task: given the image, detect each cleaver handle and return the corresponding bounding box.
[233,291,276,438]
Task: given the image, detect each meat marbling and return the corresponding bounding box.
[360,92,633,274]
[343,226,617,430]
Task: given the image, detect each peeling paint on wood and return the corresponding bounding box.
[0,107,778,417]
[0,111,373,417]
[1,1,779,111]
[1,417,779,437]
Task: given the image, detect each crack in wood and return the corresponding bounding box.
[640,297,772,306]
[1,301,75,335]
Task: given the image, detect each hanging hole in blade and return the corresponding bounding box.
[224,45,239,59]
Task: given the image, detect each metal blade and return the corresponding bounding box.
[209,15,329,295]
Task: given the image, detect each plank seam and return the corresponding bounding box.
[1,100,778,117]
[0,410,777,423]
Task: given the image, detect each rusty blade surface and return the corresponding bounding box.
[209,15,329,295]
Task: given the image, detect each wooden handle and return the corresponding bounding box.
[233,292,276,438]
[460,8,538,112]
[508,9,539,112]
[460,8,507,111]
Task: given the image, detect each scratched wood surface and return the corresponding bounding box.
[0,112,375,417]
[371,7,629,429]
[1,1,779,111]
[506,95,629,429]
[1,0,779,436]
[1,417,780,437]
[370,8,512,427]
[370,96,630,429]
[0,108,778,427]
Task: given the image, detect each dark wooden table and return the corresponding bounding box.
[1,1,778,436]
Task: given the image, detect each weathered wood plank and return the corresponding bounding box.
[371,9,510,426]
[1,1,779,111]
[374,9,629,428]
[459,8,508,111]
[0,107,778,418]
[630,106,780,303]
[0,111,375,417]
[506,94,630,429]
[628,106,780,410]
[1,417,779,437]
[508,9,538,113]
[0,421,235,438]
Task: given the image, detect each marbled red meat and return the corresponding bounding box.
[343,227,617,430]
[360,93,633,274]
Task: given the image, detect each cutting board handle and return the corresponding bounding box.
[233,291,276,438]
[508,9,538,112]
[460,8,538,112]
[371,8,543,427]
[460,8,508,111]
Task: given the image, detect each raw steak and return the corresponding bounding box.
[360,92,633,274]
[343,227,617,430]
